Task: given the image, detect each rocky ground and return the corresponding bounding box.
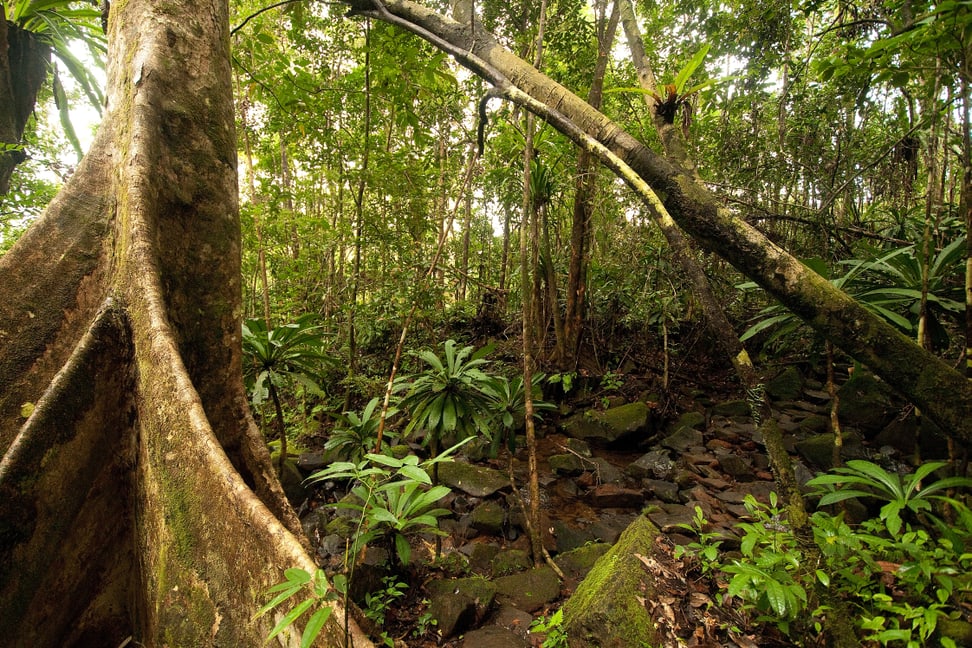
[287,362,923,647]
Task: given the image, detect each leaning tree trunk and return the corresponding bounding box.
[0,0,370,645]
[346,0,972,442]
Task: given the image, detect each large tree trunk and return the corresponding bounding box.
[0,14,50,195]
[347,0,972,442]
[0,0,370,645]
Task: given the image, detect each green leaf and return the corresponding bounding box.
[301,607,332,648]
[266,597,315,642]
[395,533,411,565]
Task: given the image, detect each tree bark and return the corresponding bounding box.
[346,0,972,442]
[0,16,50,195]
[563,0,619,369]
[0,0,370,644]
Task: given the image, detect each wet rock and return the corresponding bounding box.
[661,426,703,453]
[427,576,497,638]
[462,624,530,647]
[718,454,755,481]
[470,501,506,536]
[561,402,651,445]
[765,366,805,401]
[562,515,661,647]
[491,549,532,577]
[439,461,510,498]
[589,484,644,509]
[627,450,675,480]
[494,566,561,612]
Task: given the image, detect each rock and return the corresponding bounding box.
[470,501,506,536]
[464,541,501,574]
[562,515,661,647]
[462,625,530,647]
[277,457,309,504]
[765,366,805,401]
[588,512,636,544]
[591,458,623,484]
[549,453,594,475]
[837,372,897,435]
[667,410,705,432]
[552,520,596,553]
[439,461,510,498]
[491,604,534,639]
[710,399,752,418]
[554,542,611,581]
[795,431,864,471]
[643,479,680,503]
[660,426,703,453]
[490,549,532,577]
[718,454,755,481]
[588,484,644,509]
[427,576,497,638]
[300,507,329,540]
[296,448,344,473]
[627,450,675,480]
[561,402,651,445]
[798,414,830,434]
[493,566,562,612]
[565,438,593,457]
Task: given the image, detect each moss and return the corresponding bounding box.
[562,516,660,648]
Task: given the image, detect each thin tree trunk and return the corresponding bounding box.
[563,0,619,368]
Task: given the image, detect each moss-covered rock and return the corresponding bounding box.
[438,461,510,498]
[562,402,650,445]
[493,565,561,612]
[427,576,496,638]
[765,365,805,401]
[562,515,660,647]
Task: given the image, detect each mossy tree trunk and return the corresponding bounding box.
[346,0,972,443]
[0,0,369,645]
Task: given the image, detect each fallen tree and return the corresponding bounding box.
[344,0,972,441]
[0,0,369,644]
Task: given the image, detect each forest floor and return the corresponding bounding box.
[297,341,868,647]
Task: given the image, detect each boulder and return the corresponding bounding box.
[470,501,506,536]
[461,625,530,648]
[493,566,562,612]
[764,365,805,401]
[562,402,651,445]
[490,549,532,577]
[837,372,897,435]
[589,484,644,509]
[562,515,661,647]
[626,450,675,480]
[666,410,705,433]
[439,461,510,497]
[710,399,751,418]
[549,453,594,475]
[427,576,497,638]
[554,542,611,581]
[660,426,703,453]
